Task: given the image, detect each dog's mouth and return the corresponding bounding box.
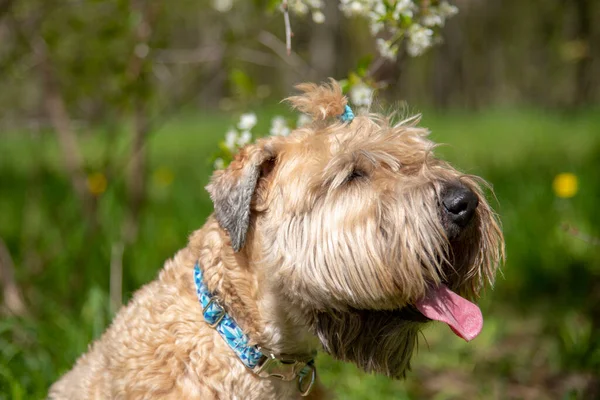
[403,284,483,341]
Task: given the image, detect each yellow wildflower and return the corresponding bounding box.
[553,173,578,198]
[87,172,107,196]
[153,167,174,187]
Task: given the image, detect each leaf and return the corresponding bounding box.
[356,55,373,77]
[229,69,256,100]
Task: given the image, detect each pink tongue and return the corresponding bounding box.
[415,284,483,342]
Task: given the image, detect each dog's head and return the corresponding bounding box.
[207,80,504,378]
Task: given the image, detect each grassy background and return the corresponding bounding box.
[1,107,599,399]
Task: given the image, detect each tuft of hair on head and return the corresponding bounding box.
[285,78,347,121]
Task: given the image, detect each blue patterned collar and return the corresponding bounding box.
[193,262,316,396]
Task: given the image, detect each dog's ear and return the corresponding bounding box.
[206,142,276,252]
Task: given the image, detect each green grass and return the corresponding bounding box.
[1,107,599,399]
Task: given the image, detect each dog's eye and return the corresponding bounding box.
[345,169,366,184]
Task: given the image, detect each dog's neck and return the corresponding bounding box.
[254,282,321,356]
[188,219,319,357]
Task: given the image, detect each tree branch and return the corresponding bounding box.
[281,0,292,56]
[122,0,159,245]
[258,30,316,78]
[109,242,124,315]
[34,37,96,226]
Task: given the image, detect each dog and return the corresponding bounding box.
[49,80,504,399]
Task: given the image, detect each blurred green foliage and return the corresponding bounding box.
[1,107,598,399]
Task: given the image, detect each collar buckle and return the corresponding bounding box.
[253,352,302,381]
[297,362,316,397]
[252,349,312,375]
[251,350,316,397]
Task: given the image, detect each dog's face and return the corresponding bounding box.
[207,81,504,378]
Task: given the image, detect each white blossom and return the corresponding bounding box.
[392,0,414,19]
[376,38,397,61]
[297,113,312,127]
[290,1,309,15]
[340,0,368,16]
[372,1,386,17]
[237,113,257,131]
[369,21,384,35]
[224,128,238,151]
[237,130,252,147]
[306,0,324,8]
[422,13,444,27]
[350,83,373,109]
[213,158,225,170]
[350,2,365,13]
[439,1,459,18]
[270,116,291,136]
[212,0,233,13]
[406,24,433,57]
[312,10,326,24]
[290,0,325,21]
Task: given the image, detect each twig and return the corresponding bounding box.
[153,46,223,64]
[281,0,292,56]
[122,0,159,244]
[0,237,27,316]
[366,56,386,78]
[34,36,96,226]
[258,30,316,78]
[237,48,280,67]
[109,242,124,314]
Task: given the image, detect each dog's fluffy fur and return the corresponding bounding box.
[49,80,504,399]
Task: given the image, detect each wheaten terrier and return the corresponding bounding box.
[49,80,504,399]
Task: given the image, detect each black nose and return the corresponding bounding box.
[442,183,478,228]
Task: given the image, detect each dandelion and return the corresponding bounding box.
[553,173,578,198]
[350,83,374,109]
[270,116,291,136]
[87,172,107,196]
[237,113,257,131]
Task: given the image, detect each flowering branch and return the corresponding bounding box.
[281,0,292,55]
[211,1,461,170]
